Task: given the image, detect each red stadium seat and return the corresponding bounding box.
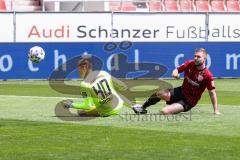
[121,6,137,11]
[109,1,121,7]
[109,1,137,12]
[226,0,240,11]
[121,2,137,11]
[0,0,6,11]
[210,0,226,12]
[179,0,194,11]
[108,0,120,11]
[148,0,162,11]
[163,0,179,11]
[194,0,210,11]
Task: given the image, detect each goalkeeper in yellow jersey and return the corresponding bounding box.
[61,56,131,117]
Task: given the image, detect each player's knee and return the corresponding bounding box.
[160,108,170,115]
[156,90,169,100]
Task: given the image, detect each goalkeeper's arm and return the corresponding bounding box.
[61,98,94,111]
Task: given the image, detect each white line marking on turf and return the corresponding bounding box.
[0,95,239,107]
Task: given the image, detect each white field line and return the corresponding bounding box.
[0,95,239,107]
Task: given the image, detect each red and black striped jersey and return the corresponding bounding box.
[177,60,215,107]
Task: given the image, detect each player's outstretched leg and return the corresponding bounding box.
[142,93,161,108]
[160,103,185,115]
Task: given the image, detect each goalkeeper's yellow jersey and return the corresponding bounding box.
[79,70,129,115]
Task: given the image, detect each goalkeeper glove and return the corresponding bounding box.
[61,99,74,108]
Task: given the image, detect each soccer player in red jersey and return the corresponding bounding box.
[133,48,221,115]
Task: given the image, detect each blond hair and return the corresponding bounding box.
[195,48,207,56]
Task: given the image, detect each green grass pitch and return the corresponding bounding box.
[0,79,240,160]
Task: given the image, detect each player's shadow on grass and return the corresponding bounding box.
[54,102,97,121]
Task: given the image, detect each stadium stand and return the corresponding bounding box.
[108,1,149,12]
[26,0,239,12]
[179,0,194,11]
[43,0,105,11]
[194,0,210,12]
[210,0,226,12]
[120,2,137,11]
[148,0,162,11]
[4,0,41,11]
[162,0,179,11]
[108,0,121,11]
[0,0,6,11]
[226,0,240,11]
[133,1,148,11]
[1,0,240,13]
